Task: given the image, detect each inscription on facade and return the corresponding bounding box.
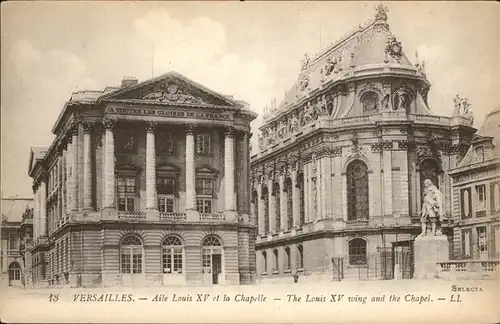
[106,107,233,121]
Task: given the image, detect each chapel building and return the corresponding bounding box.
[27,72,257,287]
[250,6,477,282]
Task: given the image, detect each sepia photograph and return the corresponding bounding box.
[1,1,499,323]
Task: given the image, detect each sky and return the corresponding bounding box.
[1,1,499,198]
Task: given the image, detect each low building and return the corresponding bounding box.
[1,197,33,287]
[448,106,500,261]
[28,72,257,288]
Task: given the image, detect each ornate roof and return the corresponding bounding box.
[264,4,426,121]
[456,105,500,169]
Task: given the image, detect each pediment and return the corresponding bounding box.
[99,71,241,108]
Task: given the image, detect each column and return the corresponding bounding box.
[316,158,322,220]
[291,170,299,227]
[243,132,250,214]
[40,178,47,237]
[224,127,236,211]
[82,123,93,210]
[268,178,275,231]
[33,185,39,241]
[66,137,72,214]
[145,122,157,210]
[103,119,116,208]
[304,165,310,223]
[185,124,196,211]
[332,153,342,221]
[279,172,286,231]
[61,144,67,219]
[257,183,265,235]
[70,123,79,211]
[383,148,393,216]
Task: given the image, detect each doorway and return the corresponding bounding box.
[9,262,22,287]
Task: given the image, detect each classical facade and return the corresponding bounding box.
[27,72,256,287]
[1,197,33,287]
[250,6,476,282]
[448,106,500,261]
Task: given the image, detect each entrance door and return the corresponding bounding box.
[9,262,22,287]
[392,241,414,279]
[212,254,222,284]
[120,235,144,286]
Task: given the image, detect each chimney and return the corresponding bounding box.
[121,76,138,88]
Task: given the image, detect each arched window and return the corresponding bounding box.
[201,236,222,278]
[9,262,21,282]
[297,245,304,270]
[262,186,270,233]
[120,235,143,274]
[361,92,379,113]
[273,249,279,272]
[162,236,183,274]
[273,182,281,230]
[349,238,367,265]
[347,161,369,221]
[285,178,293,230]
[284,247,291,271]
[297,173,305,226]
[419,159,441,204]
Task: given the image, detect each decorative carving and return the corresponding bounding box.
[347,145,367,160]
[393,87,411,111]
[452,94,474,124]
[185,124,196,135]
[315,95,329,117]
[299,75,309,91]
[301,53,311,71]
[142,83,205,104]
[277,119,287,138]
[382,141,393,151]
[397,141,409,151]
[224,126,235,137]
[289,113,299,134]
[371,142,383,153]
[258,134,266,151]
[324,57,337,76]
[385,36,403,62]
[82,122,93,134]
[301,102,314,126]
[102,118,116,130]
[312,177,317,214]
[145,121,158,133]
[69,121,79,136]
[332,146,342,156]
[267,126,276,145]
[417,145,441,159]
[361,92,380,113]
[375,4,389,21]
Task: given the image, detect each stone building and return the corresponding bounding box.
[448,106,500,261]
[250,6,476,282]
[1,197,33,287]
[27,71,256,287]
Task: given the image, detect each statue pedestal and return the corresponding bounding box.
[413,234,449,279]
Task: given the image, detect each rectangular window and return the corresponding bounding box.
[196,199,212,213]
[157,132,176,154]
[262,251,267,273]
[157,177,176,195]
[475,185,486,214]
[8,234,18,251]
[202,248,211,267]
[121,253,131,274]
[460,188,472,220]
[477,226,488,258]
[117,177,136,212]
[196,179,213,196]
[158,196,175,213]
[132,253,142,274]
[196,134,211,155]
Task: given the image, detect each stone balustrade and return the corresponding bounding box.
[199,212,226,221]
[118,211,147,220]
[159,212,187,221]
[437,260,499,280]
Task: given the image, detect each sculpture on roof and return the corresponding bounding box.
[323,57,337,76]
[385,36,403,62]
[267,126,276,145]
[301,102,314,126]
[277,119,287,138]
[299,75,309,91]
[142,83,205,104]
[301,53,311,71]
[290,113,299,134]
[394,88,410,111]
[419,179,444,236]
[453,95,474,124]
[375,4,389,21]
[258,133,266,151]
[315,95,329,117]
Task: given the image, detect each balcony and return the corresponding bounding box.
[159,212,187,221]
[437,260,499,280]
[199,212,226,221]
[118,211,146,220]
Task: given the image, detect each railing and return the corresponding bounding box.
[159,212,187,221]
[199,212,226,221]
[438,260,499,279]
[118,211,147,220]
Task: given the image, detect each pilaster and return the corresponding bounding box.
[224,127,236,212]
[185,124,196,211]
[145,121,158,212]
[82,122,93,211]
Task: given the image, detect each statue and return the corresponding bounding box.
[277,119,286,138]
[301,103,314,126]
[315,95,329,116]
[419,179,443,236]
[301,53,311,71]
[267,127,276,145]
[452,94,474,124]
[258,134,265,151]
[395,88,409,111]
[290,114,299,134]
